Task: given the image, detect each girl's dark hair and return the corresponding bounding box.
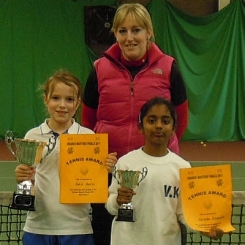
[138,97,177,129]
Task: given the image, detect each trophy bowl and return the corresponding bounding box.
[113,167,148,222]
[5,131,55,211]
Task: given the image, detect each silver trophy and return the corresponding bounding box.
[5,131,56,211]
[113,167,148,222]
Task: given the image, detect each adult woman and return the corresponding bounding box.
[82,3,188,158]
[82,3,188,245]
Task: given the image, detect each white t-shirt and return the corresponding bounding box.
[106,148,191,245]
[23,119,94,235]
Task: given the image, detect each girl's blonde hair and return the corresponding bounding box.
[41,70,82,102]
[111,3,155,41]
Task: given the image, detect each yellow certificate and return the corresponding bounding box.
[180,164,235,232]
[60,134,108,204]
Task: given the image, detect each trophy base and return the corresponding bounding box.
[10,192,36,211]
[116,208,135,222]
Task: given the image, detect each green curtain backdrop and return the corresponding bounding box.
[0,0,117,139]
[149,0,245,141]
[0,0,244,142]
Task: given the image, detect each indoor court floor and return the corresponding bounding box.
[0,140,244,162]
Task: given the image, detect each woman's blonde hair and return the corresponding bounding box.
[111,3,155,41]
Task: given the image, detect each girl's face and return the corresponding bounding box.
[114,14,152,61]
[44,82,80,132]
[140,104,175,154]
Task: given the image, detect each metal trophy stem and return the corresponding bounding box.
[5,131,56,211]
[113,167,148,222]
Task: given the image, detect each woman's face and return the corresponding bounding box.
[114,14,152,61]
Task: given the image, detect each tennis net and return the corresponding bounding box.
[0,192,26,245]
[0,191,244,245]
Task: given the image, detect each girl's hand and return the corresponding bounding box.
[105,152,117,173]
[201,227,224,240]
[117,187,136,205]
[15,164,35,183]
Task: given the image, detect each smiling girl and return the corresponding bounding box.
[106,97,223,245]
[14,70,117,245]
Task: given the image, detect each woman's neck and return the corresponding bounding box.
[120,52,147,67]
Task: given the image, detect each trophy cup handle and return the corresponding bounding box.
[46,135,56,155]
[5,131,16,158]
[40,135,56,162]
[138,167,148,185]
[112,168,121,185]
